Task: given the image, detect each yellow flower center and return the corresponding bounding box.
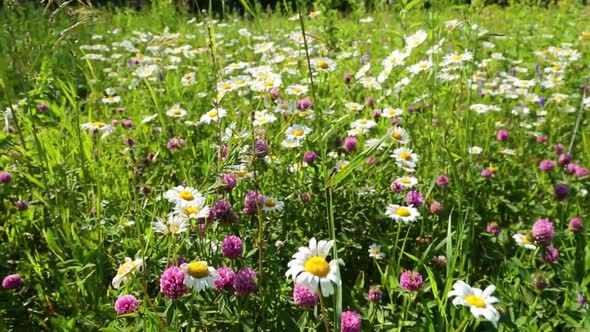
[92,122,105,128]
[399,152,412,160]
[401,178,411,184]
[183,207,199,216]
[370,249,380,255]
[222,83,232,90]
[187,262,209,278]
[396,207,411,217]
[280,104,289,110]
[486,166,497,173]
[453,54,463,61]
[359,119,368,125]
[419,63,428,68]
[235,79,245,85]
[339,163,348,170]
[464,295,486,308]
[317,61,329,69]
[304,256,330,277]
[116,261,135,276]
[389,57,397,63]
[179,191,194,201]
[264,198,276,207]
[299,111,309,117]
[236,170,248,177]
[294,87,302,93]
[293,129,304,137]
[392,131,402,140]
[172,224,180,233]
[209,111,218,118]
[265,81,275,87]
[522,236,533,245]
[172,109,181,115]
[184,74,192,79]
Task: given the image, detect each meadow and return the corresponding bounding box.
[1,1,590,331]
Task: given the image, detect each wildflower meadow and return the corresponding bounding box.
[1,0,590,331]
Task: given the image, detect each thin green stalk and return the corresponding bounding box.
[318,291,330,332]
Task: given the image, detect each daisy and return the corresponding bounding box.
[310,57,336,72]
[261,196,284,212]
[285,238,343,296]
[389,126,410,144]
[151,215,190,235]
[447,281,500,328]
[252,111,277,127]
[334,160,350,172]
[135,64,158,78]
[512,234,537,250]
[391,147,419,165]
[308,10,321,18]
[181,261,220,292]
[395,176,418,188]
[142,113,158,124]
[112,257,144,289]
[381,107,403,118]
[469,104,489,114]
[181,72,196,86]
[285,84,308,96]
[382,49,409,68]
[174,199,210,220]
[200,107,227,124]
[467,146,483,155]
[350,118,377,130]
[345,102,364,112]
[407,60,433,75]
[100,94,121,104]
[166,104,187,118]
[281,138,302,149]
[511,106,530,116]
[364,138,386,150]
[285,125,312,140]
[80,121,114,134]
[359,76,381,90]
[405,30,428,49]
[385,204,420,223]
[164,186,203,204]
[368,244,385,259]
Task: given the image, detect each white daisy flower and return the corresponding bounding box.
[368,244,385,259]
[261,196,284,212]
[101,96,121,105]
[166,104,187,118]
[385,204,420,223]
[512,234,537,250]
[252,111,277,127]
[467,146,483,155]
[181,261,220,292]
[200,107,227,124]
[381,107,404,118]
[285,238,343,296]
[142,113,158,124]
[310,57,337,72]
[135,64,158,78]
[285,125,312,140]
[285,84,308,96]
[174,199,210,220]
[80,121,114,137]
[389,126,410,144]
[394,176,418,188]
[447,281,500,328]
[405,30,428,49]
[281,138,302,148]
[112,257,144,289]
[151,215,190,235]
[350,118,377,130]
[163,186,203,204]
[391,147,419,165]
[334,160,350,172]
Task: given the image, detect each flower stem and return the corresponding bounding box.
[318,290,330,332]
